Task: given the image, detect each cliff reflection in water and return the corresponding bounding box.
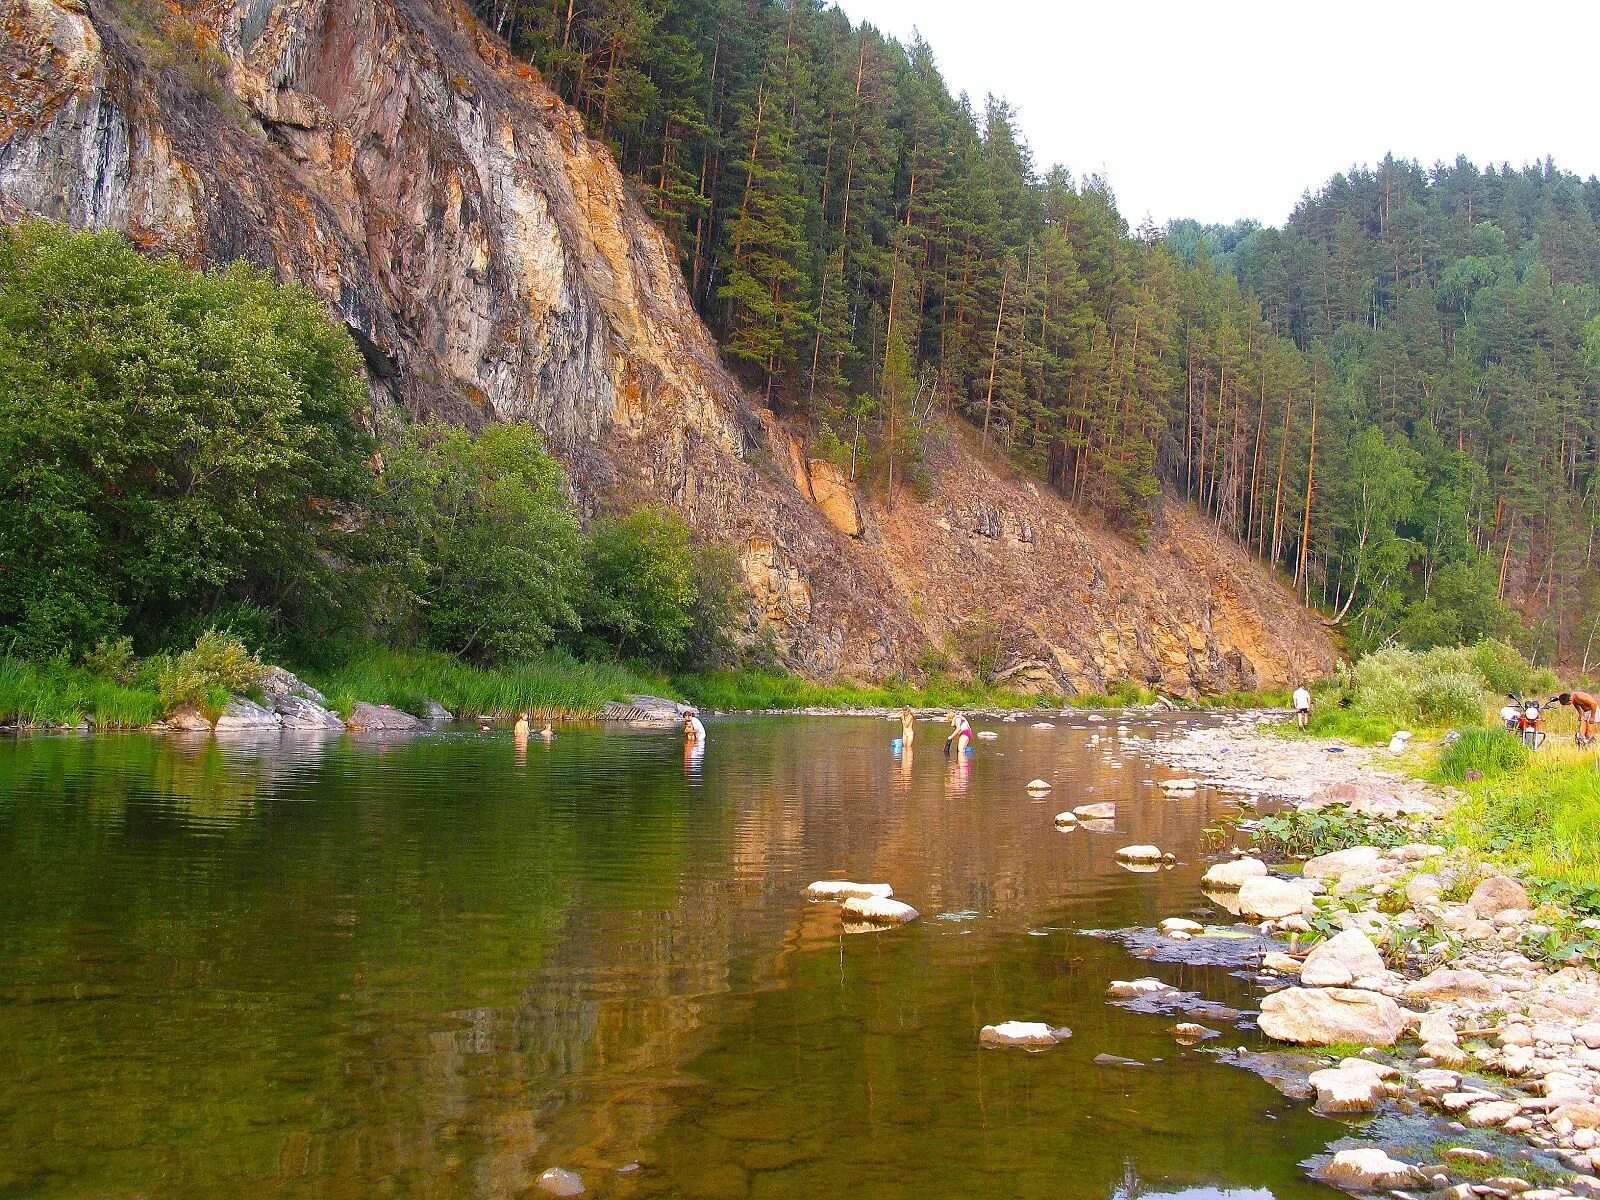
[0,717,1339,1200]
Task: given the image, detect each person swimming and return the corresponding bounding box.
[513,712,530,739]
[944,711,973,757]
[540,717,554,741]
[901,706,916,748]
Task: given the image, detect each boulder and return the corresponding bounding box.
[1054,811,1079,828]
[1406,968,1498,1003]
[1469,876,1532,919]
[421,700,454,721]
[1159,918,1204,937]
[1171,1023,1220,1043]
[1555,1105,1600,1130]
[257,666,327,707]
[214,698,281,733]
[806,881,894,901]
[979,1021,1067,1048]
[1302,845,1383,883]
[840,896,919,925]
[1418,1012,1458,1046]
[1308,1065,1386,1113]
[274,694,344,731]
[1026,778,1052,793]
[1300,929,1386,988]
[1236,876,1316,919]
[1414,1068,1462,1095]
[1257,987,1407,1046]
[346,702,426,733]
[1316,1148,1423,1190]
[1073,802,1116,821]
[1116,845,1163,863]
[162,706,213,732]
[1201,857,1268,890]
[1464,1100,1520,1127]
[1406,873,1446,908]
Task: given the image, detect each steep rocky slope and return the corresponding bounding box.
[1,0,1338,692]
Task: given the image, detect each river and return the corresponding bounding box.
[0,714,1343,1199]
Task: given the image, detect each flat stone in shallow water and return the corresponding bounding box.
[1315,1147,1423,1189]
[1201,857,1268,890]
[1257,986,1407,1046]
[839,896,919,925]
[805,881,894,901]
[1073,802,1116,820]
[1089,925,1274,970]
[979,1021,1067,1048]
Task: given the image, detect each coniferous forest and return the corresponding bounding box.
[471,0,1600,665]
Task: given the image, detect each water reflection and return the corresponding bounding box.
[0,717,1340,1200]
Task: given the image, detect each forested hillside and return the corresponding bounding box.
[473,0,1600,666]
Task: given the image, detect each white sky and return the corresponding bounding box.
[833,0,1600,228]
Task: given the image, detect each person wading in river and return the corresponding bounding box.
[944,711,973,757]
[683,707,706,746]
[901,706,916,748]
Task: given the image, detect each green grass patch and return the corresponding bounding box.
[1434,727,1529,784]
[672,668,1059,712]
[0,655,164,729]
[1277,705,1397,745]
[1250,806,1421,858]
[299,648,668,720]
[1449,747,1600,888]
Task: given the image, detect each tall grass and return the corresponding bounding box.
[300,648,668,719]
[0,656,164,729]
[1434,727,1530,783]
[672,668,1058,711]
[1450,746,1600,887]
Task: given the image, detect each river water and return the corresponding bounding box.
[0,714,1343,1199]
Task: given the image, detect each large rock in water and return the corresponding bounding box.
[1201,857,1267,890]
[1307,1064,1386,1113]
[1316,1149,1423,1190]
[346,702,426,733]
[1257,987,1407,1046]
[979,1021,1067,1048]
[275,694,345,731]
[213,698,281,733]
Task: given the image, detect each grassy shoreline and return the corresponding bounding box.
[1,647,1295,730]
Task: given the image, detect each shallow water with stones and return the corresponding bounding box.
[0,714,1347,1199]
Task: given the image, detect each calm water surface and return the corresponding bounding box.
[0,715,1344,1199]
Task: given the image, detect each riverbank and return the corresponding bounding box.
[1133,715,1600,1197]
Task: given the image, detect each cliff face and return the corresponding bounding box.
[0,0,1339,692]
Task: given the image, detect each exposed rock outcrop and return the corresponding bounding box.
[0,0,1340,690]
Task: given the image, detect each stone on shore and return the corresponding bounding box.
[346,702,427,733]
[1308,1064,1386,1113]
[1469,876,1532,919]
[1116,845,1163,863]
[1074,802,1116,821]
[214,698,281,733]
[1171,1023,1220,1043]
[160,705,213,732]
[1257,986,1407,1046]
[275,694,345,731]
[1236,876,1317,919]
[840,896,919,925]
[1315,1148,1423,1190]
[1302,845,1383,884]
[1414,1068,1462,1095]
[1262,951,1302,974]
[979,1021,1067,1048]
[806,881,894,901]
[1299,929,1385,988]
[1465,1100,1521,1127]
[1201,857,1268,890]
[1406,967,1498,1003]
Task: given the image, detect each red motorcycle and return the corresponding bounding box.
[1504,694,1547,751]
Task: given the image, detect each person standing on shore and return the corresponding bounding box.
[1292,685,1312,730]
[901,707,916,748]
[1555,691,1598,746]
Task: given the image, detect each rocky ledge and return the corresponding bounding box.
[1134,718,1600,1199]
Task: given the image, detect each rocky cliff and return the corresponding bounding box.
[1,0,1339,693]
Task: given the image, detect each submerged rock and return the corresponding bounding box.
[536,1167,586,1196]
[1257,986,1407,1045]
[1106,978,1175,999]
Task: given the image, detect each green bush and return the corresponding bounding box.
[81,636,138,686]
[149,630,265,713]
[581,507,701,665]
[0,220,371,658]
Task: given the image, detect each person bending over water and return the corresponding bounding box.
[1556,691,1598,746]
[683,707,706,745]
[945,711,972,757]
[901,706,916,747]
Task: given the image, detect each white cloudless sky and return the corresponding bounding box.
[832,0,1600,228]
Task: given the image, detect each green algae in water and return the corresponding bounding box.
[0,717,1344,1199]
